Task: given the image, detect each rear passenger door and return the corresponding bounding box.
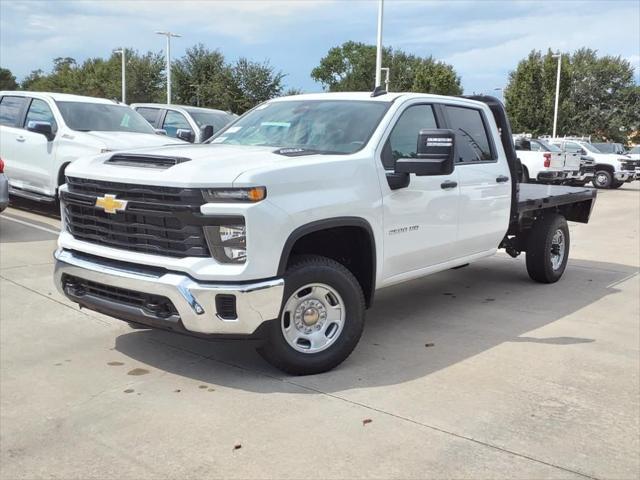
[443,104,511,257]
[0,95,28,187]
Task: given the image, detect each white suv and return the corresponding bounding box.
[0,92,183,202]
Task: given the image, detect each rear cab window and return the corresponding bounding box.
[0,96,27,127]
[444,105,495,163]
[136,107,161,126]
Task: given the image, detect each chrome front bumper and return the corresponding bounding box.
[54,249,284,336]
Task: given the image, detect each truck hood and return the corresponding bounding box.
[65,144,312,187]
[75,131,184,150]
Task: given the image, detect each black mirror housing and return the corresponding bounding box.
[395,129,455,176]
[176,129,195,143]
[27,121,55,141]
[200,124,214,142]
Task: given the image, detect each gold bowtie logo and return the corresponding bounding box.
[95,194,128,214]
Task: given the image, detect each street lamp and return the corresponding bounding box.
[381,67,390,92]
[113,48,126,104]
[494,87,504,102]
[375,0,384,88]
[191,83,201,107]
[552,52,562,138]
[155,31,182,104]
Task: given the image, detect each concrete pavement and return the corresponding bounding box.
[1,184,638,479]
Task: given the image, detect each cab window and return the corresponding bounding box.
[136,107,160,126]
[0,96,26,127]
[162,110,192,138]
[382,104,437,169]
[25,99,57,132]
[445,105,494,162]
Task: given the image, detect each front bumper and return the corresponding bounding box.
[614,171,634,182]
[54,249,284,336]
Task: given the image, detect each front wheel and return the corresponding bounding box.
[610,180,624,189]
[257,255,365,375]
[525,214,570,283]
[592,170,613,189]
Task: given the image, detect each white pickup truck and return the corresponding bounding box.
[549,138,637,189]
[0,91,183,202]
[513,136,565,183]
[54,92,597,374]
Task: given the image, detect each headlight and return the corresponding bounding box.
[204,223,247,264]
[203,187,266,203]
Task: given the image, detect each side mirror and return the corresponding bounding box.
[200,124,214,142]
[395,129,455,176]
[27,121,55,141]
[176,129,195,143]
[155,129,167,136]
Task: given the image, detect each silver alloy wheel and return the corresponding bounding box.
[550,229,565,271]
[281,283,345,353]
[595,173,608,186]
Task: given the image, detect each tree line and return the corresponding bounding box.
[1,42,636,142]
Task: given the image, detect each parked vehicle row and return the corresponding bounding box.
[53,91,597,375]
[0,91,237,203]
[514,133,639,189]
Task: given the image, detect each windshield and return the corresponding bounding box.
[57,102,156,134]
[630,146,640,154]
[187,109,236,131]
[211,100,390,154]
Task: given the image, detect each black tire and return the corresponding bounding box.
[520,166,530,183]
[610,180,624,189]
[571,180,588,187]
[526,214,570,283]
[257,255,365,375]
[592,170,612,189]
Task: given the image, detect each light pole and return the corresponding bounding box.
[156,31,182,104]
[374,0,384,88]
[552,52,562,138]
[494,87,504,102]
[113,48,126,104]
[381,67,390,92]
[191,83,201,107]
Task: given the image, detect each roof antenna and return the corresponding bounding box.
[371,85,387,98]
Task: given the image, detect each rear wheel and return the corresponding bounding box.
[592,170,612,189]
[525,213,570,283]
[257,255,365,375]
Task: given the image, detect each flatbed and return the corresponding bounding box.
[517,183,597,214]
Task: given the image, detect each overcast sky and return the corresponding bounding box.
[1,0,638,95]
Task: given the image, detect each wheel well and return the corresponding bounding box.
[280,223,376,308]
[593,164,614,174]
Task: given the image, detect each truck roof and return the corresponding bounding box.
[271,91,483,105]
[131,103,233,115]
[0,91,118,104]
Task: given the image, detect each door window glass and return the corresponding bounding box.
[136,107,160,126]
[162,110,192,137]
[383,105,437,169]
[25,99,57,132]
[0,96,26,127]
[445,105,494,162]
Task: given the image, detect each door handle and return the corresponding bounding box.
[496,175,509,183]
[16,136,26,142]
[440,180,458,190]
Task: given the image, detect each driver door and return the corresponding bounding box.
[378,103,460,284]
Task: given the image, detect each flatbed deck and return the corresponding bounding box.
[517,183,597,213]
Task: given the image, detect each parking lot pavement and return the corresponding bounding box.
[1,184,638,480]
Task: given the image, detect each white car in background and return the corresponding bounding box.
[0,91,183,203]
[549,138,634,189]
[132,103,237,143]
[513,136,565,183]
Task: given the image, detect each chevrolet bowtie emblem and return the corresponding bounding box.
[95,194,128,214]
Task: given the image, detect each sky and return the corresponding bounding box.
[1,0,638,96]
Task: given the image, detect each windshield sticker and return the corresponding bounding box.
[227,126,242,133]
[211,137,227,143]
[261,122,290,128]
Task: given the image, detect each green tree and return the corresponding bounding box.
[0,68,18,90]
[172,44,228,108]
[504,48,636,141]
[228,58,285,113]
[311,41,462,95]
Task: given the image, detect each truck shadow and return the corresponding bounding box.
[5,196,60,219]
[114,256,638,393]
